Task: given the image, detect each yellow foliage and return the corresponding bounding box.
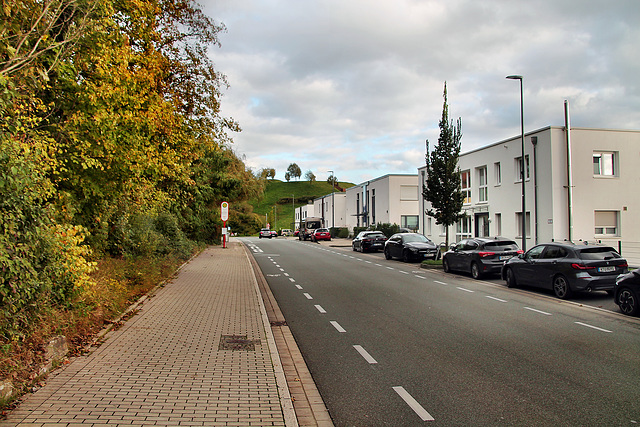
[48,224,98,294]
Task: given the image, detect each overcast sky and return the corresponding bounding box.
[202,0,639,185]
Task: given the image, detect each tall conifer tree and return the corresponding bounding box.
[422,82,465,246]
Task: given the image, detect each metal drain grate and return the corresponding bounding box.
[218,335,261,351]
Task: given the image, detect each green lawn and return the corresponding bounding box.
[250,179,355,231]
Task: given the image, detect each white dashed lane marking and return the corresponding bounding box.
[330,321,347,333]
[393,386,435,422]
[353,345,378,364]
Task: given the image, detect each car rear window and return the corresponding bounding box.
[578,247,621,260]
[365,232,385,237]
[484,241,519,251]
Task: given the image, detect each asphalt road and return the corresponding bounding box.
[243,237,640,426]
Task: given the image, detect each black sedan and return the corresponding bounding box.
[352,231,387,252]
[443,237,522,279]
[384,233,439,262]
[501,242,628,299]
[614,268,640,316]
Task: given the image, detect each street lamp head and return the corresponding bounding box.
[506,75,523,80]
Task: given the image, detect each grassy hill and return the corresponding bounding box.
[250,179,355,231]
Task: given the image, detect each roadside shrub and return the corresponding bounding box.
[374,223,400,237]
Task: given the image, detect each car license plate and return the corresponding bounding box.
[598,266,615,273]
[499,255,513,261]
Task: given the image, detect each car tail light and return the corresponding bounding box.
[571,263,596,270]
[478,252,495,258]
[516,250,524,254]
[618,262,629,268]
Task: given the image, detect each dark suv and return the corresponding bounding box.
[501,242,628,299]
[443,237,522,279]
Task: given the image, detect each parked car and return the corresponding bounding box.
[352,231,387,252]
[312,228,331,242]
[443,237,523,279]
[614,268,640,316]
[259,228,272,239]
[384,233,439,262]
[294,230,300,237]
[501,242,628,299]
[281,229,293,237]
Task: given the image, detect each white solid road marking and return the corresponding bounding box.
[524,307,552,316]
[330,321,346,333]
[353,345,377,364]
[303,293,313,300]
[315,305,327,314]
[575,321,612,333]
[456,287,474,293]
[392,386,435,422]
[486,296,508,303]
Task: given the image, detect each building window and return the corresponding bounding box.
[515,212,531,238]
[461,170,471,204]
[515,155,530,182]
[494,162,501,186]
[593,152,617,177]
[594,210,619,236]
[456,216,472,239]
[477,166,488,202]
[494,213,502,236]
[401,215,419,231]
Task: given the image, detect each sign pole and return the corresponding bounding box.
[221,201,229,249]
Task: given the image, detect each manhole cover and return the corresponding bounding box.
[219,335,261,351]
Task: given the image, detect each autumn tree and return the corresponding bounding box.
[422,83,465,247]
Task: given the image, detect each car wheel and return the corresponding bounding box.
[443,258,451,273]
[359,245,364,253]
[384,248,392,260]
[402,250,412,263]
[617,288,639,316]
[505,268,517,288]
[553,275,573,299]
[471,262,482,280]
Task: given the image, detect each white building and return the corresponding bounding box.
[345,174,420,232]
[418,126,640,264]
[294,203,315,231]
[314,192,347,228]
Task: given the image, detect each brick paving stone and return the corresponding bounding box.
[0,243,289,427]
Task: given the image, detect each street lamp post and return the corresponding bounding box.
[291,194,295,230]
[506,75,526,251]
[327,170,335,230]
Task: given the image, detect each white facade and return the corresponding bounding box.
[418,126,640,264]
[294,203,315,230]
[313,192,347,228]
[345,174,420,232]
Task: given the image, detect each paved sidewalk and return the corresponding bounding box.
[1,242,325,426]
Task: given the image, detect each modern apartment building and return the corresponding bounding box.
[418,126,640,263]
[314,192,347,228]
[345,174,420,231]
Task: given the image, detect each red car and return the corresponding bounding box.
[311,228,331,242]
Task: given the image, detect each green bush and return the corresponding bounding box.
[374,223,400,238]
